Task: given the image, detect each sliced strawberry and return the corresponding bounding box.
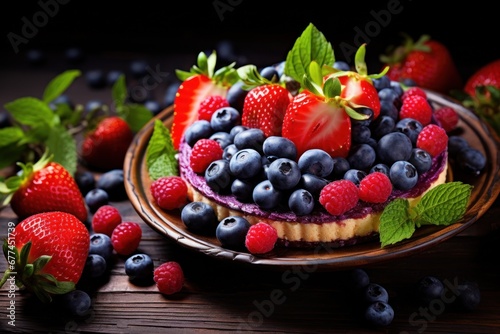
[171,75,227,149]
[242,84,291,137]
[282,90,351,158]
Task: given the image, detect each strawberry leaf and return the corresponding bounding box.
[112,74,128,107]
[0,127,25,147]
[4,97,55,127]
[32,255,52,274]
[42,70,81,104]
[323,77,341,99]
[44,126,77,175]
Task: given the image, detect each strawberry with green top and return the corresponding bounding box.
[0,211,90,303]
[172,51,239,150]
[0,150,88,222]
[237,65,292,137]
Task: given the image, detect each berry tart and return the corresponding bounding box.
[152,24,478,251]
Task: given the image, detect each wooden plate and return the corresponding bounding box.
[124,91,500,271]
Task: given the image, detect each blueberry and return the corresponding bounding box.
[89,233,113,261]
[125,253,154,285]
[298,149,334,178]
[372,75,391,91]
[415,275,444,304]
[329,157,350,180]
[390,80,404,97]
[129,59,149,78]
[50,94,74,110]
[370,115,395,139]
[454,281,481,311]
[163,81,181,107]
[226,80,247,111]
[259,66,279,82]
[65,47,84,64]
[351,124,372,144]
[84,99,105,114]
[216,216,251,250]
[229,148,262,179]
[351,107,374,127]
[288,189,314,215]
[343,169,367,186]
[233,128,265,153]
[107,70,124,86]
[231,178,255,203]
[409,148,432,174]
[298,173,329,197]
[252,180,283,210]
[144,99,162,115]
[379,100,399,120]
[448,136,469,156]
[85,188,109,213]
[376,132,413,165]
[210,107,240,132]
[61,290,91,317]
[181,201,218,235]
[333,60,350,71]
[369,163,390,176]
[229,125,249,141]
[223,143,238,161]
[363,283,389,304]
[0,110,10,128]
[83,254,107,278]
[267,158,301,190]
[378,87,400,106]
[263,136,297,160]
[85,69,106,89]
[364,301,394,327]
[205,159,232,194]
[389,160,418,190]
[349,268,370,290]
[96,169,126,201]
[395,118,423,145]
[456,147,486,175]
[25,48,46,66]
[401,78,418,87]
[74,170,95,196]
[184,120,214,147]
[347,144,376,172]
[209,132,233,149]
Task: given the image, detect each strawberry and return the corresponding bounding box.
[460,59,500,135]
[380,34,462,94]
[81,116,134,171]
[0,151,88,222]
[0,211,90,303]
[238,65,291,137]
[172,51,239,149]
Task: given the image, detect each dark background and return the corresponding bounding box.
[1,0,498,99]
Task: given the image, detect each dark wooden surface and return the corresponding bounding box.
[1,49,500,333]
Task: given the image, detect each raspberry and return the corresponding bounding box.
[189,139,223,174]
[434,106,459,132]
[111,222,142,256]
[319,179,359,216]
[245,222,278,254]
[197,95,230,121]
[359,172,393,203]
[417,124,448,157]
[92,205,122,236]
[153,261,184,295]
[401,87,427,101]
[399,95,433,126]
[150,176,188,210]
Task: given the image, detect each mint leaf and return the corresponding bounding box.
[285,23,335,85]
[414,182,473,226]
[0,127,25,147]
[112,74,127,107]
[42,70,81,104]
[146,120,178,180]
[379,198,415,247]
[119,103,153,133]
[44,127,77,175]
[4,97,55,127]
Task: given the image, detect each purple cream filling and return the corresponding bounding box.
[178,141,447,225]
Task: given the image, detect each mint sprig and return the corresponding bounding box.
[146,120,178,180]
[379,182,473,247]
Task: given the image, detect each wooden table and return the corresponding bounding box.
[1,54,500,334]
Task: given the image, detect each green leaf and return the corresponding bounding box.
[31,255,52,274]
[44,127,77,175]
[323,77,341,99]
[4,97,55,127]
[379,199,415,247]
[414,182,473,226]
[42,69,81,104]
[285,23,335,85]
[112,74,128,107]
[120,104,153,133]
[146,120,178,180]
[0,127,25,147]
